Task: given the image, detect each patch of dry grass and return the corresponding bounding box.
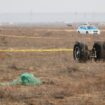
[0,26,105,105]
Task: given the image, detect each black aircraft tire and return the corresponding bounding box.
[93,42,105,61]
[73,42,88,62]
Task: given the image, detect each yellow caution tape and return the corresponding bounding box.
[0,48,73,52]
[0,29,75,39]
[0,34,61,39]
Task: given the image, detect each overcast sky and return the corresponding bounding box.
[0,0,104,13]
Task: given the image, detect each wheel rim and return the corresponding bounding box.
[74,47,81,61]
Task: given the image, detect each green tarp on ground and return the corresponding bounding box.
[0,73,42,86]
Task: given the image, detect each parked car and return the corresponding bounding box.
[77,25,100,35]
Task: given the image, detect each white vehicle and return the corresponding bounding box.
[77,25,100,35]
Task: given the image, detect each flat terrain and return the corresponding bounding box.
[0,26,105,105]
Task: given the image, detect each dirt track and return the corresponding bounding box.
[0,26,105,105]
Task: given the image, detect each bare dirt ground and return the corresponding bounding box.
[0,26,105,105]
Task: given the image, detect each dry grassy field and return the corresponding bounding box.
[0,26,105,105]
